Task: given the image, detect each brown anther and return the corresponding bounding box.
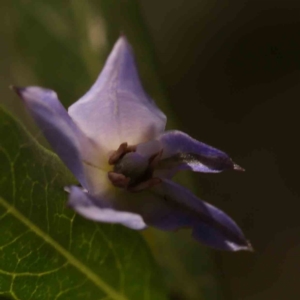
[108,143,162,192]
[128,177,162,192]
[108,143,128,165]
[148,150,163,170]
[108,143,137,165]
[108,172,130,188]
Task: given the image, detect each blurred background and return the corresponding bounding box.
[141,1,300,299]
[1,0,300,299]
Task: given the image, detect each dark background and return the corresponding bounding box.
[141,0,300,299]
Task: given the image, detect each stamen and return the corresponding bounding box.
[108,171,130,188]
[108,143,137,165]
[108,142,128,165]
[148,150,163,170]
[108,144,163,192]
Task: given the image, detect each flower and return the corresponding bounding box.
[12,36,252,251]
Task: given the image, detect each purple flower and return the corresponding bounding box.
[12,37,252,251]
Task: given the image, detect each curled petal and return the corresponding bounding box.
[147,180,251,251]
[106,179,251,251]
[66,178,251,250]
[67,185,147,230]
[68,36,166,153]
[157,130,243,175]
[12,86,97,188]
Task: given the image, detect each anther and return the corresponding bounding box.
[108,143,137,165]
[148,150,163,170]
[108,172,130,188]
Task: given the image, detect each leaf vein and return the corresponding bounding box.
[0,262,68,277]
[0,196,128,300]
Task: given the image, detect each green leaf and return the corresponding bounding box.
[0,107,166,300]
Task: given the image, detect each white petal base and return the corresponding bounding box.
[67,185,147,230]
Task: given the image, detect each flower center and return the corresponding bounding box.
[107,142,162,192]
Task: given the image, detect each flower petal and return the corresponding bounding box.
[157,130,242,175]
[136,140,162,158]
[67,185,147,230]
[67,176,250,250]
[147,180,251,251]
[12,86,96,188]
[102,179,251,251]
[68,36,166,153]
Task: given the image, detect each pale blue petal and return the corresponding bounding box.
[157,130,241,174]
[147,180,251,251]
[104,178,251,251]
[136,140,162,158]
[68,36,166,152]
[13,86,94,188]
[67,178,250,250]
[67,185,147,230]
